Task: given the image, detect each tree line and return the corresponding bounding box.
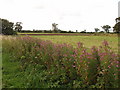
[0,18,120,35]
[0,18,22,35]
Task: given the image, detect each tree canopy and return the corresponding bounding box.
[113,17,120,33]
[101,25,111,33]
[1,18,17,35]
[94,28,100,33]
[15,22,22,32]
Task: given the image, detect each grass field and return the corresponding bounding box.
[32,35,118,52]
[18,33,118,52]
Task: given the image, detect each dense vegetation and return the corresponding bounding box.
[0,18,23,35]
[113,17,120,33]
[2,36,120,88]
[32,34,118,52]
[0,19,17,35]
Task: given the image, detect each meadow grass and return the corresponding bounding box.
[32,35,118,52]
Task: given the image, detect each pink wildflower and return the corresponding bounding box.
[72,65,76,68]
[108,65,111,68]
[116,65,119,67]
[102,40,109,46]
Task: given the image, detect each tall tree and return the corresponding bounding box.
[101,25,111,33]
[1,18,16,35]
[15,22,22,32]
[52,23,58,33]
[113,17,120,33]
[115,17,120,23]
[94,28,100,33]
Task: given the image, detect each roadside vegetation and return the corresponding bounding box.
[2,36,120,88]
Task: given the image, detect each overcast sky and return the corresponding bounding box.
[0,0,119,32]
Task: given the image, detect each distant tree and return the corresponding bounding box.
[33,29,35,31]
[52,23,58,33]
[101,25,111,33]
[113,17,120,33]
[1,18,17,35]
[80,30,86,33]
[60,30,68,33]
[84,30,86,32]
[15,22,22,32]
[99,31,104,33]
[94,28,100,33]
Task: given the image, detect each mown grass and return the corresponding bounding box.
[2,35,119,88]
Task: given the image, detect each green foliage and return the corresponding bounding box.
[113,17,120,33]
[94,28,100,33]
[0,18,17,35]
[115,17,120,22]
[15,22,22,32]
[113,22,120,33]
[101,25,111,33]
[2,36,119,88]
[80,30,86,33]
